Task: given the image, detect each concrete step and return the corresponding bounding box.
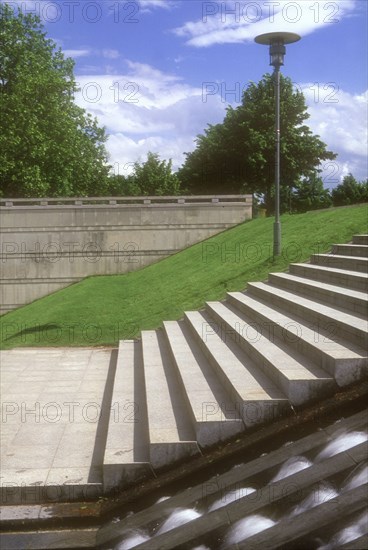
[103,341,152,492]
[268,271,368,317]
[247,281,368,350]
[353,234,368,245]
[141,330,200,469]
[332,243,368,257]
[184,310,289,423]
[203,301,335,406]
[163,320,244,447]
[289,263,368,292]
[310,253,368,273]
[227,291,368,387]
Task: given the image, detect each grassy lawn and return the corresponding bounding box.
[1,204,367,349]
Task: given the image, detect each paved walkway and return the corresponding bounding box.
[1,348,113,504]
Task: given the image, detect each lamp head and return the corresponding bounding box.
[270,39,286,67]
[255,32,301,68]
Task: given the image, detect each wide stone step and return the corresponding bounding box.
[353,234,368,245]
[289,263,368,292]
[203,301,335,406]
[247,281,368,350]
[142,330,200,469]
[103,341,152,492]
[311,253,368,272]
[184,310,289,422]
[227,291,368,387]
[163,320,244,447]
[332,243,368,257]
[268,271,368,317]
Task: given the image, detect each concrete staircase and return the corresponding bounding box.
[102,236,368,491]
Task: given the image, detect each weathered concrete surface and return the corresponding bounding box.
[289,262,368,291]
[141,330,200,469]
[163,320,245,446]
[202,301,336,406]
[0,195,252,313]
[103,340,153,491]
[0,348,113,505]
[184,309,289,422]
[269,271,368,316]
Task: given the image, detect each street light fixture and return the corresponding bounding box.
[255,32,301,257]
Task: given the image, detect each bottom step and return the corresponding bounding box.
[103,342,153,491]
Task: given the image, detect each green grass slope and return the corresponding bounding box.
[1,205,367,349]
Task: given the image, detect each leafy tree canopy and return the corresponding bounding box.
[331,174,368,207]
[108,152,182,196]
[0,3,110,197]
[132,152,181,195]
[178,74,337,213]
[289,174,332,213]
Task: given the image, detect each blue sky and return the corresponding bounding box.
[4,0,368,187]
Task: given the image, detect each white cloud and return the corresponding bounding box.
[102,49,120,59]
[64,49,91,58]
[63,48,121,61]
[108,134,198,176]
[301,86,368,184]
[173,0,357,47]
[139,0,177,11]
[74,61,226,171]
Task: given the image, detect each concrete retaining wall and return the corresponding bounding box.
[0,196,252,313]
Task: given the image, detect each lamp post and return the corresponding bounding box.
[254,32,301,257]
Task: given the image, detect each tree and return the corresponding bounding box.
[331,174,368,206]
[178,74,337,214]
[106,174,141,196]
[0,4,110,197]
[289,174,332,213]
[130,152,182,195]
[106,153,182,196]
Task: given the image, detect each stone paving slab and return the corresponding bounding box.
[0,348,113,505]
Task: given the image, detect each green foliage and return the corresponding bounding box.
[1,204,367,349]
[331,174,368,206]
[131,152,181,195]
[288,174,332,213]
[107,152,182,196]
[106,174,141,196]
[178,74,336,213]
[0,4,110,197]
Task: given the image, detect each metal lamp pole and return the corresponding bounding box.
[254,32,301,257]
